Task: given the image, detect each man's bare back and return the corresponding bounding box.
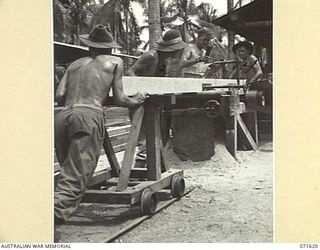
[57,55,124,107]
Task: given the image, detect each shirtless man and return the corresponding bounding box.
[127,29,188,77]
[180,28,212,78]
[54,24,147,224]
[126,29,188,167]
[229,41,263,83]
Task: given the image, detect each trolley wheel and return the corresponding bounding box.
[140,188,157,215]
[171,174,185,198]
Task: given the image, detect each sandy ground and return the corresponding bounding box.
[119,139,273,243]
[56,134,273,243]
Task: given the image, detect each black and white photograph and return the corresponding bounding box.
[53,0,273,243]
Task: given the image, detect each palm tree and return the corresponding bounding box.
[148,0,162,49]
[53,0,73,43]
[91,0,142,54]
[53,0,96,44]
[158,0,226,45]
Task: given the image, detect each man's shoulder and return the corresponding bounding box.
[183,44,198,54]
[96,55,123,63]
[139,50,157,61]
[248,55,258,62]
[67,57,90,70]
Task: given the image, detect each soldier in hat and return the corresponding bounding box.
[127,29,188,168]
[127,29,188,77]
[54,24,148,224]
[229,40,263,83]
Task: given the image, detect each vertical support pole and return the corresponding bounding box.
[226,114,237,159]
[103,131,120,177]
[116,105,145,191]
[160,110,170,146]
[160,110,170,172]
[146,104,161,181]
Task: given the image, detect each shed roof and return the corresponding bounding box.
[212,0,272,47]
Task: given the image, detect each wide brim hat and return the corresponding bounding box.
[155,29,188,52]
[79,24,121,49]
[232,41,254,54]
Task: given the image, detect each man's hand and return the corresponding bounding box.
[200,55,211,64]
[132,92,149,105]
[196,55,210,64]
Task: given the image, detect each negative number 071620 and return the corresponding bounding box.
[300,244,318,248]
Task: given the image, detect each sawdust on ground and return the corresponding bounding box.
[57,136,273,243]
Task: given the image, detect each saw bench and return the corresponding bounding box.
[54,75,267,215]
[78,90,260,214]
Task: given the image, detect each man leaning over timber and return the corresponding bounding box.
[179,28,212,78]
[126,29,188,168]
[54,24,148,224]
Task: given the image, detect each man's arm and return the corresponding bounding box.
[179,47,200,69]
[248,57,263,82]
[113,59,147,107]
[55,68,68,106]
[126,52,154,76]
[179,46,209,69]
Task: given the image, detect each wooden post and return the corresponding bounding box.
[160,110,170,172]
[160,111,170,146]
[227,0,235,59]
[103,131,120,177]
[226,114,237,159]
[145,104,162,181]
[117,105,145,191]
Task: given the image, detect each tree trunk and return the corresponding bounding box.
[125,9,129,53]
[227,0,235,59]
[148,0,161,50]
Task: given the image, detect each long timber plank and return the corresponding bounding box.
[120,77,245,96]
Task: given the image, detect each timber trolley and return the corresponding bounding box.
[80,101,186,215]
[54,89,265,215]
[54,101,186,216]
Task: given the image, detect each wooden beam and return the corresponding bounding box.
[160,138,169,172]
[119,77,245,96]
[236,113,258,150]
[245,21,272,28]
[82,169,183,205]
[145,105,162,181]
[241,111,258,146]
[226,115,237,159]
[88,169,113,187]
[107,125,131,136]
[116,105,145,191]
[103,131,121,177]
[160,111,170,145]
